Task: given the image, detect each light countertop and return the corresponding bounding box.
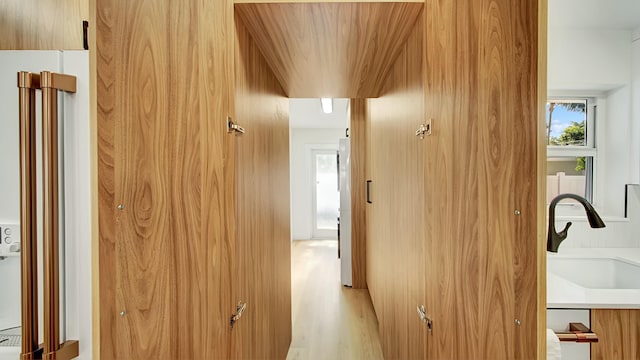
[547,248,640,309]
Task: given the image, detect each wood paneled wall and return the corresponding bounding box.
[423,0,542,358]
[349,99,368,290]
[96,0,236,358]
[233,15,292,360]
[366,17,427,359]
[0,0,88,49]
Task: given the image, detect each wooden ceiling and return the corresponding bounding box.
[235,2,424,98]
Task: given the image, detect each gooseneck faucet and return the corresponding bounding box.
[547,193,606,253]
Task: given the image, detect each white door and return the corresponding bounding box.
[311,150,340,239]
[0,51,91,360]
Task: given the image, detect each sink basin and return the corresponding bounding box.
[547,257,640,289]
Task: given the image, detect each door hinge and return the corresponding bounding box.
[417,305,433,333]
[227,116,245,135]
[230,302,247,329]
[415,119,432,139]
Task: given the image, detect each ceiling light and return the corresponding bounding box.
[321,98,333,114]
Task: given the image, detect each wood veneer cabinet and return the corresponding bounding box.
[367,0,545,358]
[96,0,237,358]
[5,0,546,357]
[0,0,88,50]
[591,309,640,360]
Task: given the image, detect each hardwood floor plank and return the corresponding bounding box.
[288,240,383,360]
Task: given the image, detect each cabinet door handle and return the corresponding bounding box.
[227,116,245,135]
[417,305,433,333]
[230,302,247,329]
[366,180,372,204]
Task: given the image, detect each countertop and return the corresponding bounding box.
[547,248,640,309]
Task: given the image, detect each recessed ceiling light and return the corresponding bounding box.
[321,98,333,114]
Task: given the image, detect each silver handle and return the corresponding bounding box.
[230,123,245,134]
[415,119,432,139]
[230,302,247,329]
[417,305,433,333]
[227,116,245,135]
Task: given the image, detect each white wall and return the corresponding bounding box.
[631,29,640,184]
[558,185,640,248]
[549,27,636,219]
[602,86,631,216]
[548,28,631,91]
[290,128,345,240]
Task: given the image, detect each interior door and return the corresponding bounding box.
[312,150,340,239]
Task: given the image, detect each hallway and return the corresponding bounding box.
[287,241,384,360]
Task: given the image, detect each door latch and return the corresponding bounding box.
[230,302,247,329]
[417,305,433,333]
[227,116,245,135]
[415,119,432,139]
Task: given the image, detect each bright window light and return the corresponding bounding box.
[320,98,333,114]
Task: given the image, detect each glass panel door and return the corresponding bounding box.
[312,150,339,239]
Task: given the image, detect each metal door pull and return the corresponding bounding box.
[417,305,433,333]
[227,117,245,135]
[415,119,432,139]
[230,302,247,329]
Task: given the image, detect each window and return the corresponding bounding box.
[546,98,597,204]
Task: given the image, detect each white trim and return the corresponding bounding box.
[547,147,597,158]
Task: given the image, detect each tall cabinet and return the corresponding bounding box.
[96,0,238,358]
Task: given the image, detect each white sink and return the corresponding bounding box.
[548,257,640,289]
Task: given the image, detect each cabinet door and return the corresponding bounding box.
[96,0,236,358]
[366,15,427,358]
[232,15,291,360]
[423,0,541,358]
[591,309,640,360]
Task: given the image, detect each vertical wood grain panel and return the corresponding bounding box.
[96,0,235,358]
[423,0,541,358]
[424,0,479,357]
[350,98,367,290]
[96,0,116,355]
[367,16,426,360]
[234,15,291,360]
[537,1,549,357]
[113,1,174,357]
[0,0,88,50]
[591,309,640,360]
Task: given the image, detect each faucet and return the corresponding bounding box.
[547,193,606,253]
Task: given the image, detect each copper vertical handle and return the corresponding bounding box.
[41,81,60,358]
[17,71,78,360]
[40,71,76,360]
[18,71,42,360]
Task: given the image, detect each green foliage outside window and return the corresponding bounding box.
[549,120,586,171]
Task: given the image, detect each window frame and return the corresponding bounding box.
[546,94,603,211]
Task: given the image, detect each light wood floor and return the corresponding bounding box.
[287,240,384,360]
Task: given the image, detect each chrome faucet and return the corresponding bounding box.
[547,193,606,253]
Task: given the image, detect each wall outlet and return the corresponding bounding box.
[0,224,20,245]
[0,224,20,256]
